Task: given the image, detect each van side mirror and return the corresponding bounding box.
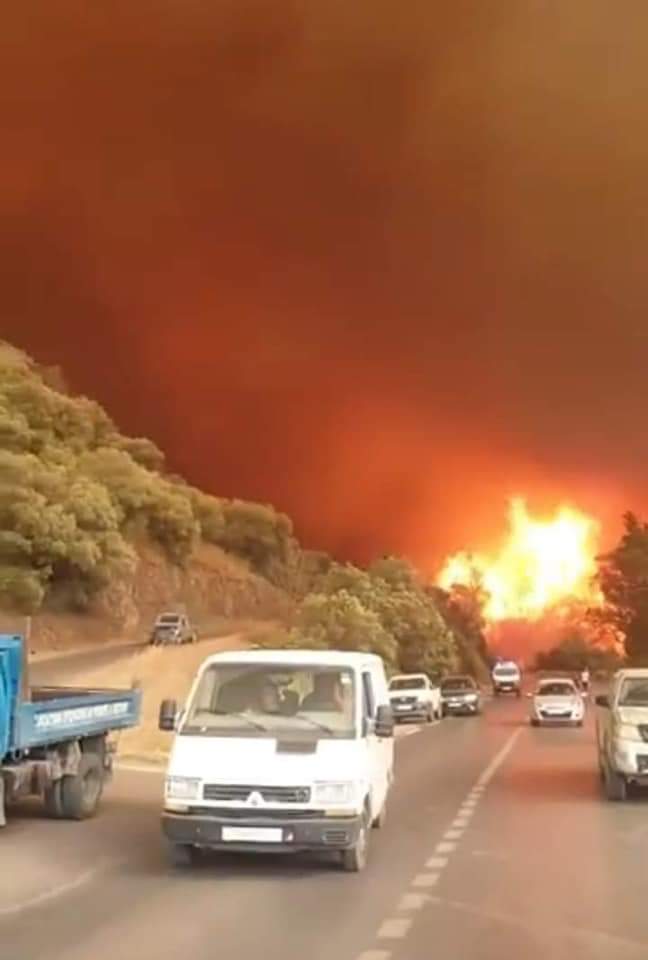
[159,698,178,731]
[374,704,394,738]
[595,694,609,708]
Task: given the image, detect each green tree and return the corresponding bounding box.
[597,512,648,664]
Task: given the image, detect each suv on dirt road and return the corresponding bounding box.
[149,613,197,646]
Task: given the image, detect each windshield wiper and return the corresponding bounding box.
[208,710,269,732]
[288,713,336,734]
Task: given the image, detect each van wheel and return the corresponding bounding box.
[341,812,369,872]
[60,753,104,820]
[603,762,627,802]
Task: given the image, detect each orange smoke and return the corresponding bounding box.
[437,498,601,622]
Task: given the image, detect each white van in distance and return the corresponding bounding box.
[159,649,395,872]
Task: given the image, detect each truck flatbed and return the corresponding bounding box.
[0,634,142,827]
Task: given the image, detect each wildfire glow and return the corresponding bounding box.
[438,498,601,622]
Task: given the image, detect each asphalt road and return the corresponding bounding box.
[3,696,648,960]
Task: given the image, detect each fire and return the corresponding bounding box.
[437,498,601,621]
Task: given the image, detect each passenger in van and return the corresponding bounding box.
[301,673,344,712]
[257,680,281,714]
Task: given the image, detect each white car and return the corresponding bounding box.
[388,673,441,723]
[530,677,585,727]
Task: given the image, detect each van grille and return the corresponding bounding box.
[202,784,311,804]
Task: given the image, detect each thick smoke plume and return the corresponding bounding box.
[2,2,647,564]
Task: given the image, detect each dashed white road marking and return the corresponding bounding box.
[398,892,431,912]
[412,872,440,888]
[425,856,448,869]
[443,829,464,840]
[377,918,413,939]
[356,726,523,960]
[436,841,456,854]
[453,815,472,828]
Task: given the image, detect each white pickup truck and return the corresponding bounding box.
[596,668,648,801]
[388,673,441,723]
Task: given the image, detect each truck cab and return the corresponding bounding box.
[159,649,395,872]
[596,668,648,801]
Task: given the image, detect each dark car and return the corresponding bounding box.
[440,675,482,716]
[149,613,197,646]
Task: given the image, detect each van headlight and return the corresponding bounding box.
[313,781,355,805]
[465,693,478,702]
[165,776,201,800]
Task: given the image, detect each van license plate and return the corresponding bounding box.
[221,827,283,843]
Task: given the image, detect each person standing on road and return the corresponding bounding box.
[580,667,590,692]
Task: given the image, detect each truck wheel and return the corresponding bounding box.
[426,706,434,723]
[168,843,199,867]
[603,762,627,802]
[43,780,64,819]
[60,752,104,820]
[341,811,369,872]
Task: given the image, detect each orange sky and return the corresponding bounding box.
[2,1,648,566]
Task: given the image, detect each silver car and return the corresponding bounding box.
[440,675,482,716]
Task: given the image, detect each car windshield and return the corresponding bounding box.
[537,682,575,697]
[158,615,181,625]
[442,677,474,692]
[181,663,356,738]
[494,667,518,677]
[618,678,648,707]
[389,677,426,690]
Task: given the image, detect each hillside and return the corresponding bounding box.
[0,341,296,647]
[0,341,489,677]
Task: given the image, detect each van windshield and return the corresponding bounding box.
[181,663,357,739]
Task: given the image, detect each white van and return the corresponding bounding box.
[158,649,395,872]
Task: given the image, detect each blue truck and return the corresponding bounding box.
[0,633,141,828]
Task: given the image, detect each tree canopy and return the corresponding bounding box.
[0,343,297,612]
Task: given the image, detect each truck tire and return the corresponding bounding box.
[603,761,627,802]
[43,780,64,818]
[426,705,434,723]
[60,752,104,820]
[341,810,369,872]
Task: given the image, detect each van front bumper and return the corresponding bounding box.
[162,810,363,853]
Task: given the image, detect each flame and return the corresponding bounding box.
[437,498,601,622]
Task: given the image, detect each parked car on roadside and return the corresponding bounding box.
[149,613,197,646]
[440,675,482,716]
[388,673,442,723]
[529,677,585,727]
